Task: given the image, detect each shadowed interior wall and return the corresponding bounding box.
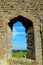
[26,27,35,60]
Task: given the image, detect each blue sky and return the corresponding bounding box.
[12,21,27,50]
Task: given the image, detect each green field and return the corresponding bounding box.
[12,50,26,58]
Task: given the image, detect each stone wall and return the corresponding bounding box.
[0,0,43,65]
[26,27,35,60]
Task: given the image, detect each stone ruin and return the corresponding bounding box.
[0,0,43,65]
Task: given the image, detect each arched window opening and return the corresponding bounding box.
[12,21,27,58]
[8,15,35,60]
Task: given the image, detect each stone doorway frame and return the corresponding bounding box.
[2,14,42,65]
[8,15,35,60]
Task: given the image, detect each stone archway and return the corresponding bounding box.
[8,15,35,60]
[0,15,42,65]
[6,15,42,65]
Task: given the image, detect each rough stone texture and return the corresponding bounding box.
[40,20,43,65]
[8,58,34,65]
[0,0,43,65]
[26,27,35,60]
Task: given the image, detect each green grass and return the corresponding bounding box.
[12,50,26,58]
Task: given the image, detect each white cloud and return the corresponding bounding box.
[14,27,24,28]
[12,32,25,36]
[12,27,25,36]
[13,28,17,32]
